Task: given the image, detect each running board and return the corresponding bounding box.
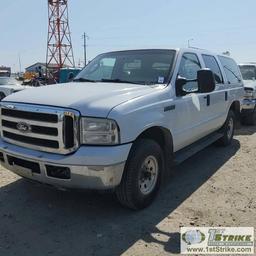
[174,132,223,165]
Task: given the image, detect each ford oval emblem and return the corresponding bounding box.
[16,122,31,133]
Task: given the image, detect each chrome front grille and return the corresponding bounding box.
[0,103,80,154]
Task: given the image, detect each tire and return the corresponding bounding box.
[241,108,256,126]
[0,92,6,101]
[115,139,163,210]
[217,110,235,146]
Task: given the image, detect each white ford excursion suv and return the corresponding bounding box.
[0,48,244,209]
[239,63,256,125]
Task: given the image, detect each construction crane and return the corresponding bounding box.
[46,0,75,82]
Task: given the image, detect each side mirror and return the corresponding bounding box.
[176,76,188,96]
[176,76,199,96]
[197,69,216,93]
[175,69,216,96]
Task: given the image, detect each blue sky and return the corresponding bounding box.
[0,0,255,72]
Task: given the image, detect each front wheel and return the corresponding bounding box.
[115,139,163,210]
[217,110,235,146]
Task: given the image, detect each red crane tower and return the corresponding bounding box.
[46,0,75,80]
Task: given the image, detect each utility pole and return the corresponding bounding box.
[82,33,89,67]
[18,54,22,74]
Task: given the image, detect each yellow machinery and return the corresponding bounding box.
[23,72,38,80]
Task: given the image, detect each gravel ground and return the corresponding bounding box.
[0,126,255,256]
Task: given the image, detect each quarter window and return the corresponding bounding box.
[202,55,223,84]
[178,53,201,92]
[218,56,242,84]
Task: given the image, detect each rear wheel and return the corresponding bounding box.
[115,139,163,210]
[217,110,235,146]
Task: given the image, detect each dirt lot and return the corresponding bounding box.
[0,126,255,256]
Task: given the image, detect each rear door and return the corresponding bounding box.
[200,54,227,131]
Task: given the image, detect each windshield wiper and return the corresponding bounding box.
[73,78,96,82]
[100,78,146,85]
[74,77,156,85]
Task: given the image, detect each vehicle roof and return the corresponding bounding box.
[239,63,256,66]
[178,48,233,58]
[99,48,233,59]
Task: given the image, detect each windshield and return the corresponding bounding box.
[0,77,19,86]
[75,50,176,85]
[239,65,256,80]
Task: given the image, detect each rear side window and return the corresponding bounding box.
[202,55,223,84]
[218,56,242,84]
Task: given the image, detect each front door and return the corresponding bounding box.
[172,52,210,151]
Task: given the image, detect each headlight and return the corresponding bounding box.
[244,88,254,99]
[80,117,120,145]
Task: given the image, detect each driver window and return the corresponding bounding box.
[178,53,201,92]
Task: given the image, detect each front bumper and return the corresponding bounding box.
[0,139,132,189]
[242,98,256,111]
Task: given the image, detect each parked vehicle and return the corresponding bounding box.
[0,66,11,77]
[59,68,81,83]
[239,63,256,125]
[0,48,244,209]
[0,77,27,100]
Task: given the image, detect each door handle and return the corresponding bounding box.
[225,91,228,101]
[204,95,210,106]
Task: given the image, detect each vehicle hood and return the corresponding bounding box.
[243,80,256,90]
[3,82,156,117]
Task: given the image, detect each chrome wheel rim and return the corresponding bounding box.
[227,117,234,140]
[138,155,159,195]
